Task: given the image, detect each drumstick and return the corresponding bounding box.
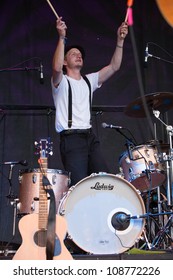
[46,0,59,19]
[124,8,129,22]
[121,0,133,38]
[124,0,134,22]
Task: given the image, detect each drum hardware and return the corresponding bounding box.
[0,162,22,255]
[10,198,19,237]
[149,212,173,250]
[153,109,173,206]
[139,211,173,250]
[0,242,19,257]
[0,160,28,202]
[5,163,16,203]
[141,185,173,250]
[124,92,173,118]
[139,228,152,250]
[0,196,19,258]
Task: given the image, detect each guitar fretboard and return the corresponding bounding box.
[39,158,48,230]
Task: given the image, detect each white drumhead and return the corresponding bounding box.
[59,173,145,254]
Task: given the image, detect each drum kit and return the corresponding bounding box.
[119,91,173,251]
[1,92,173,257]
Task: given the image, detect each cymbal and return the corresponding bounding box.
[125,92,173,118]
[146,140,170,152]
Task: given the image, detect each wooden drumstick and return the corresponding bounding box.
[46,0,60,19]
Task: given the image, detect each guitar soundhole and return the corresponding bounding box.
[34,230,47,247]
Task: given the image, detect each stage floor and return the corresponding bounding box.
[1,249,173,260]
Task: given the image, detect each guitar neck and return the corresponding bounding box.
[39,157,48,230]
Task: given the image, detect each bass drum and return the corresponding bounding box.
[18,168,70,215]
[59,173,145,255]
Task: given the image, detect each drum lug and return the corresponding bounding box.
[59,209,65,216]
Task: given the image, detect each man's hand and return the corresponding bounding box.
[117,22,128,40]
[56,17,67,38]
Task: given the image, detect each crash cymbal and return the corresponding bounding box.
[125,92,173,117]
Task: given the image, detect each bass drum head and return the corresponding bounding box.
[59,173,145,255]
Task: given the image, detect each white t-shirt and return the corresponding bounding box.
[51,72,101,132]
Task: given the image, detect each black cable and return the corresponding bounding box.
[148,42,173,60]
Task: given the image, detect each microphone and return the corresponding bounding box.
[3,160,28,166]
[115,213,130,223]
[144,44,149,64]
[111,211,148,231]
[111,212,130,231]
[102,122,123,130]
[125,140,134,161]
[39,62,44,84]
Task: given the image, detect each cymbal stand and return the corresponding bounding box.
[153,109,173,206]
[151,110,173,249]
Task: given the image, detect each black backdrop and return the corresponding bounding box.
[0,0,173,245]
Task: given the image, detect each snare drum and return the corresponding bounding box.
[18,169,70,214]
[119,144,166,192]
[59,173,145,255]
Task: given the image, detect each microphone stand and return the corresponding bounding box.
[6,164,15,201]
[1,163,19,255]
[113,127,136,146]
[0,66,40,73]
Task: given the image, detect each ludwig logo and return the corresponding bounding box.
[91,182,114,190]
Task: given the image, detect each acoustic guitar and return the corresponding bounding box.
[13,138,73,260]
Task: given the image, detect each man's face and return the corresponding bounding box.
[64,48,83,70]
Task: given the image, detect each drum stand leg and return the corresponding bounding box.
[147,186,173,250]
[142,185,171,250]
[150,214,173,250]
[2,198,19,257]
[11,198,19,237]
[139,229,152,250]
[157,186,165,228]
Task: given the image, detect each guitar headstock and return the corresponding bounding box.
[35,138,53,159]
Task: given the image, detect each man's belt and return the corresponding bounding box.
[60,128,92,135]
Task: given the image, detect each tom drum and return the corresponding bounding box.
[119,144,166,192]
[18,168,70,214]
